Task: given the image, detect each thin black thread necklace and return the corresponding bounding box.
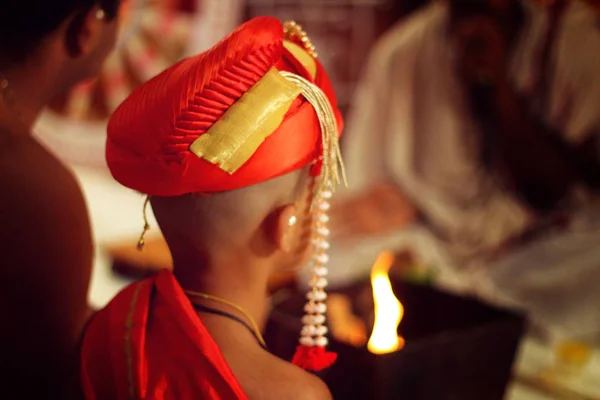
[185,290,268,351]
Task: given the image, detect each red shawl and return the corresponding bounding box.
[80,270,248,400]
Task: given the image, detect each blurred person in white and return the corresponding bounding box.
[333,0,600,339]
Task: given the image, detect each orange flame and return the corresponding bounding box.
[367,252,405,354]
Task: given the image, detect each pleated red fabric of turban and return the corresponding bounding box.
[106,16,342,196]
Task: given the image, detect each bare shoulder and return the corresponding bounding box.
[0,131,93,390]
[288,369,331,400]
[0,130,80,187]
[253,353,332,400]
[0,130,92,281]
[0,133,90,254]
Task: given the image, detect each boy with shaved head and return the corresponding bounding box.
[81,17,345,399]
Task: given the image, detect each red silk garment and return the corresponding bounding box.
[106,16,343,197]
[80,270,248,400]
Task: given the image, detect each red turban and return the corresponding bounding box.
[106,16,342,196]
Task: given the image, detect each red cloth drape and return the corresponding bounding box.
[81,270,248,399]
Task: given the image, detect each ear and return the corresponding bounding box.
[65,7,107,57]
[272,204,298,252]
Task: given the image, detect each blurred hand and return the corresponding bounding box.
[452,16,509,87]
[329,183,417,243]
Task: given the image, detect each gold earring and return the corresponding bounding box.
[95,9,106,20]
[288,215,298,227]
[137,196,151,250]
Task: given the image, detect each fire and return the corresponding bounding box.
[367,252,405,354]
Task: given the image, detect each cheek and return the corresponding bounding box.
[281,200,314,271]
[276,225,312,273]
[282,178,317,271]
[284,209,312,263]
[296,191,315,252]
[295,217,313,262]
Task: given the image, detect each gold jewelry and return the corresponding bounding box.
[279,71,347,199]
[288,215,297,227]
[185,290,267,348]
[95,9,106,20]
[137,196,151,250]
[283,21,318,58]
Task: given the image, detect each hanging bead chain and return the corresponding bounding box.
[300,179,333,348]
[280,64,346,352]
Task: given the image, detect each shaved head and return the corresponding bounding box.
[151,168,313,274]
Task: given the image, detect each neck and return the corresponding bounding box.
[0,62,62,130]
[174,254,273,331]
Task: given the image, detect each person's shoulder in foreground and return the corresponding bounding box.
[82,15,345,400]
[0,123,93,395]
[0,0,120,395]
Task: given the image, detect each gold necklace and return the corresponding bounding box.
[185,290,267,349]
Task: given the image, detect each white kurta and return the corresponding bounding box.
[338,0,600,336]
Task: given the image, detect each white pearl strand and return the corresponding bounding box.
[299,185,333,348]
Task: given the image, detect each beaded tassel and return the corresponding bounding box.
[292,180,338,371]
[282,21,346,372]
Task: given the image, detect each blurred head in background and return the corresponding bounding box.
[446,0,525,86]
[0,0,122,110]
[448,0,524,46]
